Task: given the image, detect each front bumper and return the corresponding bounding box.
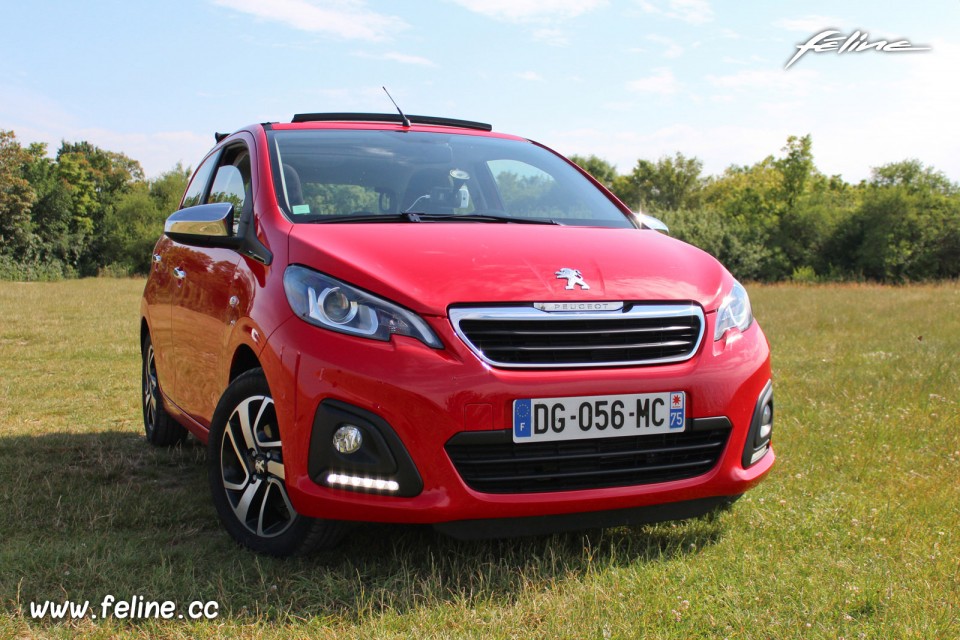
[262,311,774,525]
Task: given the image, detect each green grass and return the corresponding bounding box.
[1,279,958,639]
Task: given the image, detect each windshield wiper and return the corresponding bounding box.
[401,212,564,225]
[308,213,420,224]
[307,212,563,225]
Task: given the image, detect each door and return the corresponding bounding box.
[170,141,253,427]
[146,152,220,401]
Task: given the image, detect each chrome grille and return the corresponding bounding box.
[450,304,704,368]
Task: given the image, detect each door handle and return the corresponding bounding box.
[173,267,186,280]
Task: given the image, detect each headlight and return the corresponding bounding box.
[714,280,754,341]
[283,265,442,348]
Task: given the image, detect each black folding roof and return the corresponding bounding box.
[290,113,493,132]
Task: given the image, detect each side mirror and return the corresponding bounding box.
[164,202,272,264]
[632,211,669,234]
[164,202,235,243]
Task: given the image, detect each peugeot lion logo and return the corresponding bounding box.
[555,267,590,290]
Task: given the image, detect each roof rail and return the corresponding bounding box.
[290,112,493,132]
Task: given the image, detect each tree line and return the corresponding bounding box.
[0,129,189,280]
[1,128,958,282]
[572,135,960,282]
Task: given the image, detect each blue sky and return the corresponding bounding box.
[2,1,957,182]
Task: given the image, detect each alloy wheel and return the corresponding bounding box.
[218,395,296,538]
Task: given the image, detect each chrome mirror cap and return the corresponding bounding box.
[164,202,234,239]
[632,211,669,234]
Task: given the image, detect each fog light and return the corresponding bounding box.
[759,403,773,440]
[326,473,399,493]
[743,381,774,468]
[332,425,363,454]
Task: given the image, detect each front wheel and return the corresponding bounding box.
[141,334,187,446]
[207,368,347,556]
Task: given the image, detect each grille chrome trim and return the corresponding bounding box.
[449,304,705,368]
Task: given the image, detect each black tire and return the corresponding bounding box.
[207,368,347,556]
[142,334,188,446]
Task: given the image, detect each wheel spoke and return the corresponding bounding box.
[221,421,252,486]
[258,477,295,537]
[233,396,263,452]
[144,380,154,421]
[147,386,157,413]
[231,476,262,524]
[266,459,285,481]
[223,477,248,492]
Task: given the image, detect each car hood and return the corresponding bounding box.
[287,223,730,316]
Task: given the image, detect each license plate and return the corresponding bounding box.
[513,391,685,443]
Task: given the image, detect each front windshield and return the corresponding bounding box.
[267,129,633,228]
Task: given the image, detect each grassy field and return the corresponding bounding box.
[1,278,958,639]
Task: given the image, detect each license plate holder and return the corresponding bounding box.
[513,391,685,443]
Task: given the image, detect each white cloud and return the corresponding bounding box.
[636,0,713,25]
[645,34,684,58]
[97,130,213,176]
[706,68,820,96]
[516,71,545,82]
[626,68,680,95]
[533,28,570,46]
[558,41,960,184]
[353,51,437,67]
[450,0,607,22]
[720,55,765,66]
[383,52,436,67]
[0,85,209,177]
[212,0,407,41]
[670,0,713,24]
[775,15,847,33]
[289,86,410,115]
[810,39,959,180]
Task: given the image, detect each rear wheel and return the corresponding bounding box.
[208,368,347,556]
[141,334,187,446]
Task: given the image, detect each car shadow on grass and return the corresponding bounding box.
[1,430,729,623]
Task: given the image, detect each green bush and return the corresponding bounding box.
[0,255,76,281]
[790,265,819,283]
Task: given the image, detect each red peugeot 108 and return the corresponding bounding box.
[140,113,774,556]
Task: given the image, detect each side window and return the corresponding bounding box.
[181,153,218,208]
[206,147,252,235]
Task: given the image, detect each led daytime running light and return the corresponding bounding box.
[326,473,400,493]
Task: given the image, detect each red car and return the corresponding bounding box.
[140,113,774,556]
